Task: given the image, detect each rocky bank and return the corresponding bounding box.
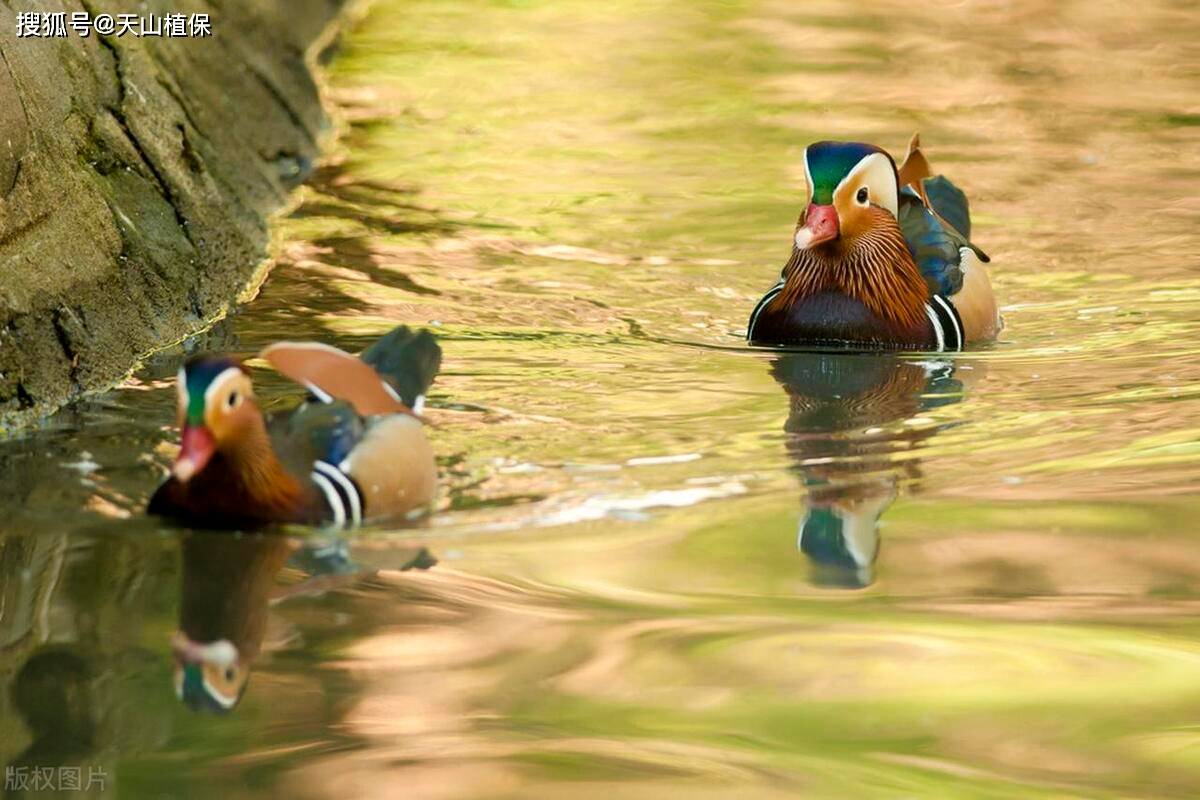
[0,0,349,427]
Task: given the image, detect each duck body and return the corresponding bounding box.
[149,444,327,528]
[149,325,441,528]
[748,136,998,351]
[750,289,934,350]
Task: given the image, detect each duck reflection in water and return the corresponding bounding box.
[172,534,294,713]
[771,351,968,588]
[172,533,435,713]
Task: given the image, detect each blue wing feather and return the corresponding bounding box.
[271,400,365,472]
[898,176,988,298]
[899,188,962,297]
[922,175,971,238]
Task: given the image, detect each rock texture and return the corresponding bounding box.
[0,0,347,428]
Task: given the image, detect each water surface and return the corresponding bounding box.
[4,0,1200,796]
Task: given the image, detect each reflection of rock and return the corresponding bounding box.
[0,0,350,428]
[0,529,65,651]
[771,353,966,588]
[0,529,178,782]
[10,650,97,768]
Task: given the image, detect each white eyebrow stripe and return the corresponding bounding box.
[833,152,898,216]
[203,367,245,408]
[801,146,813,205]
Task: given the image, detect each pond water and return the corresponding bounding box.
[4,0,1200,796]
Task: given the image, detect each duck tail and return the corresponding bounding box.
[360,326,442,411]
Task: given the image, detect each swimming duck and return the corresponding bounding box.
[748,135,999,350]
[148,325,441,528]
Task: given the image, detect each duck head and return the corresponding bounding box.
[171,356,260,483]
[794,141,900,252]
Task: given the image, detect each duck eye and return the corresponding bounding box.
[226,391,240,409]
[856,187,869,204]
[225,668,236,681]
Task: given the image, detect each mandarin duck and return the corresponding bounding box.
[148,325,441,528]
[748,135,999,350]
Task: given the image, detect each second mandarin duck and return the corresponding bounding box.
[148,325,441,528]
[748,135,1000,351]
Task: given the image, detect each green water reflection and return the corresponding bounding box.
[4,0,1200,796]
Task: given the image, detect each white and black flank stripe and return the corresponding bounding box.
[311,460,363,526]
[924,295,964,352]
[747,279,785,341]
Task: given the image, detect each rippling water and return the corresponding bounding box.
[4,0,1200,796]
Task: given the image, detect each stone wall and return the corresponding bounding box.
[0,0,348,427]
